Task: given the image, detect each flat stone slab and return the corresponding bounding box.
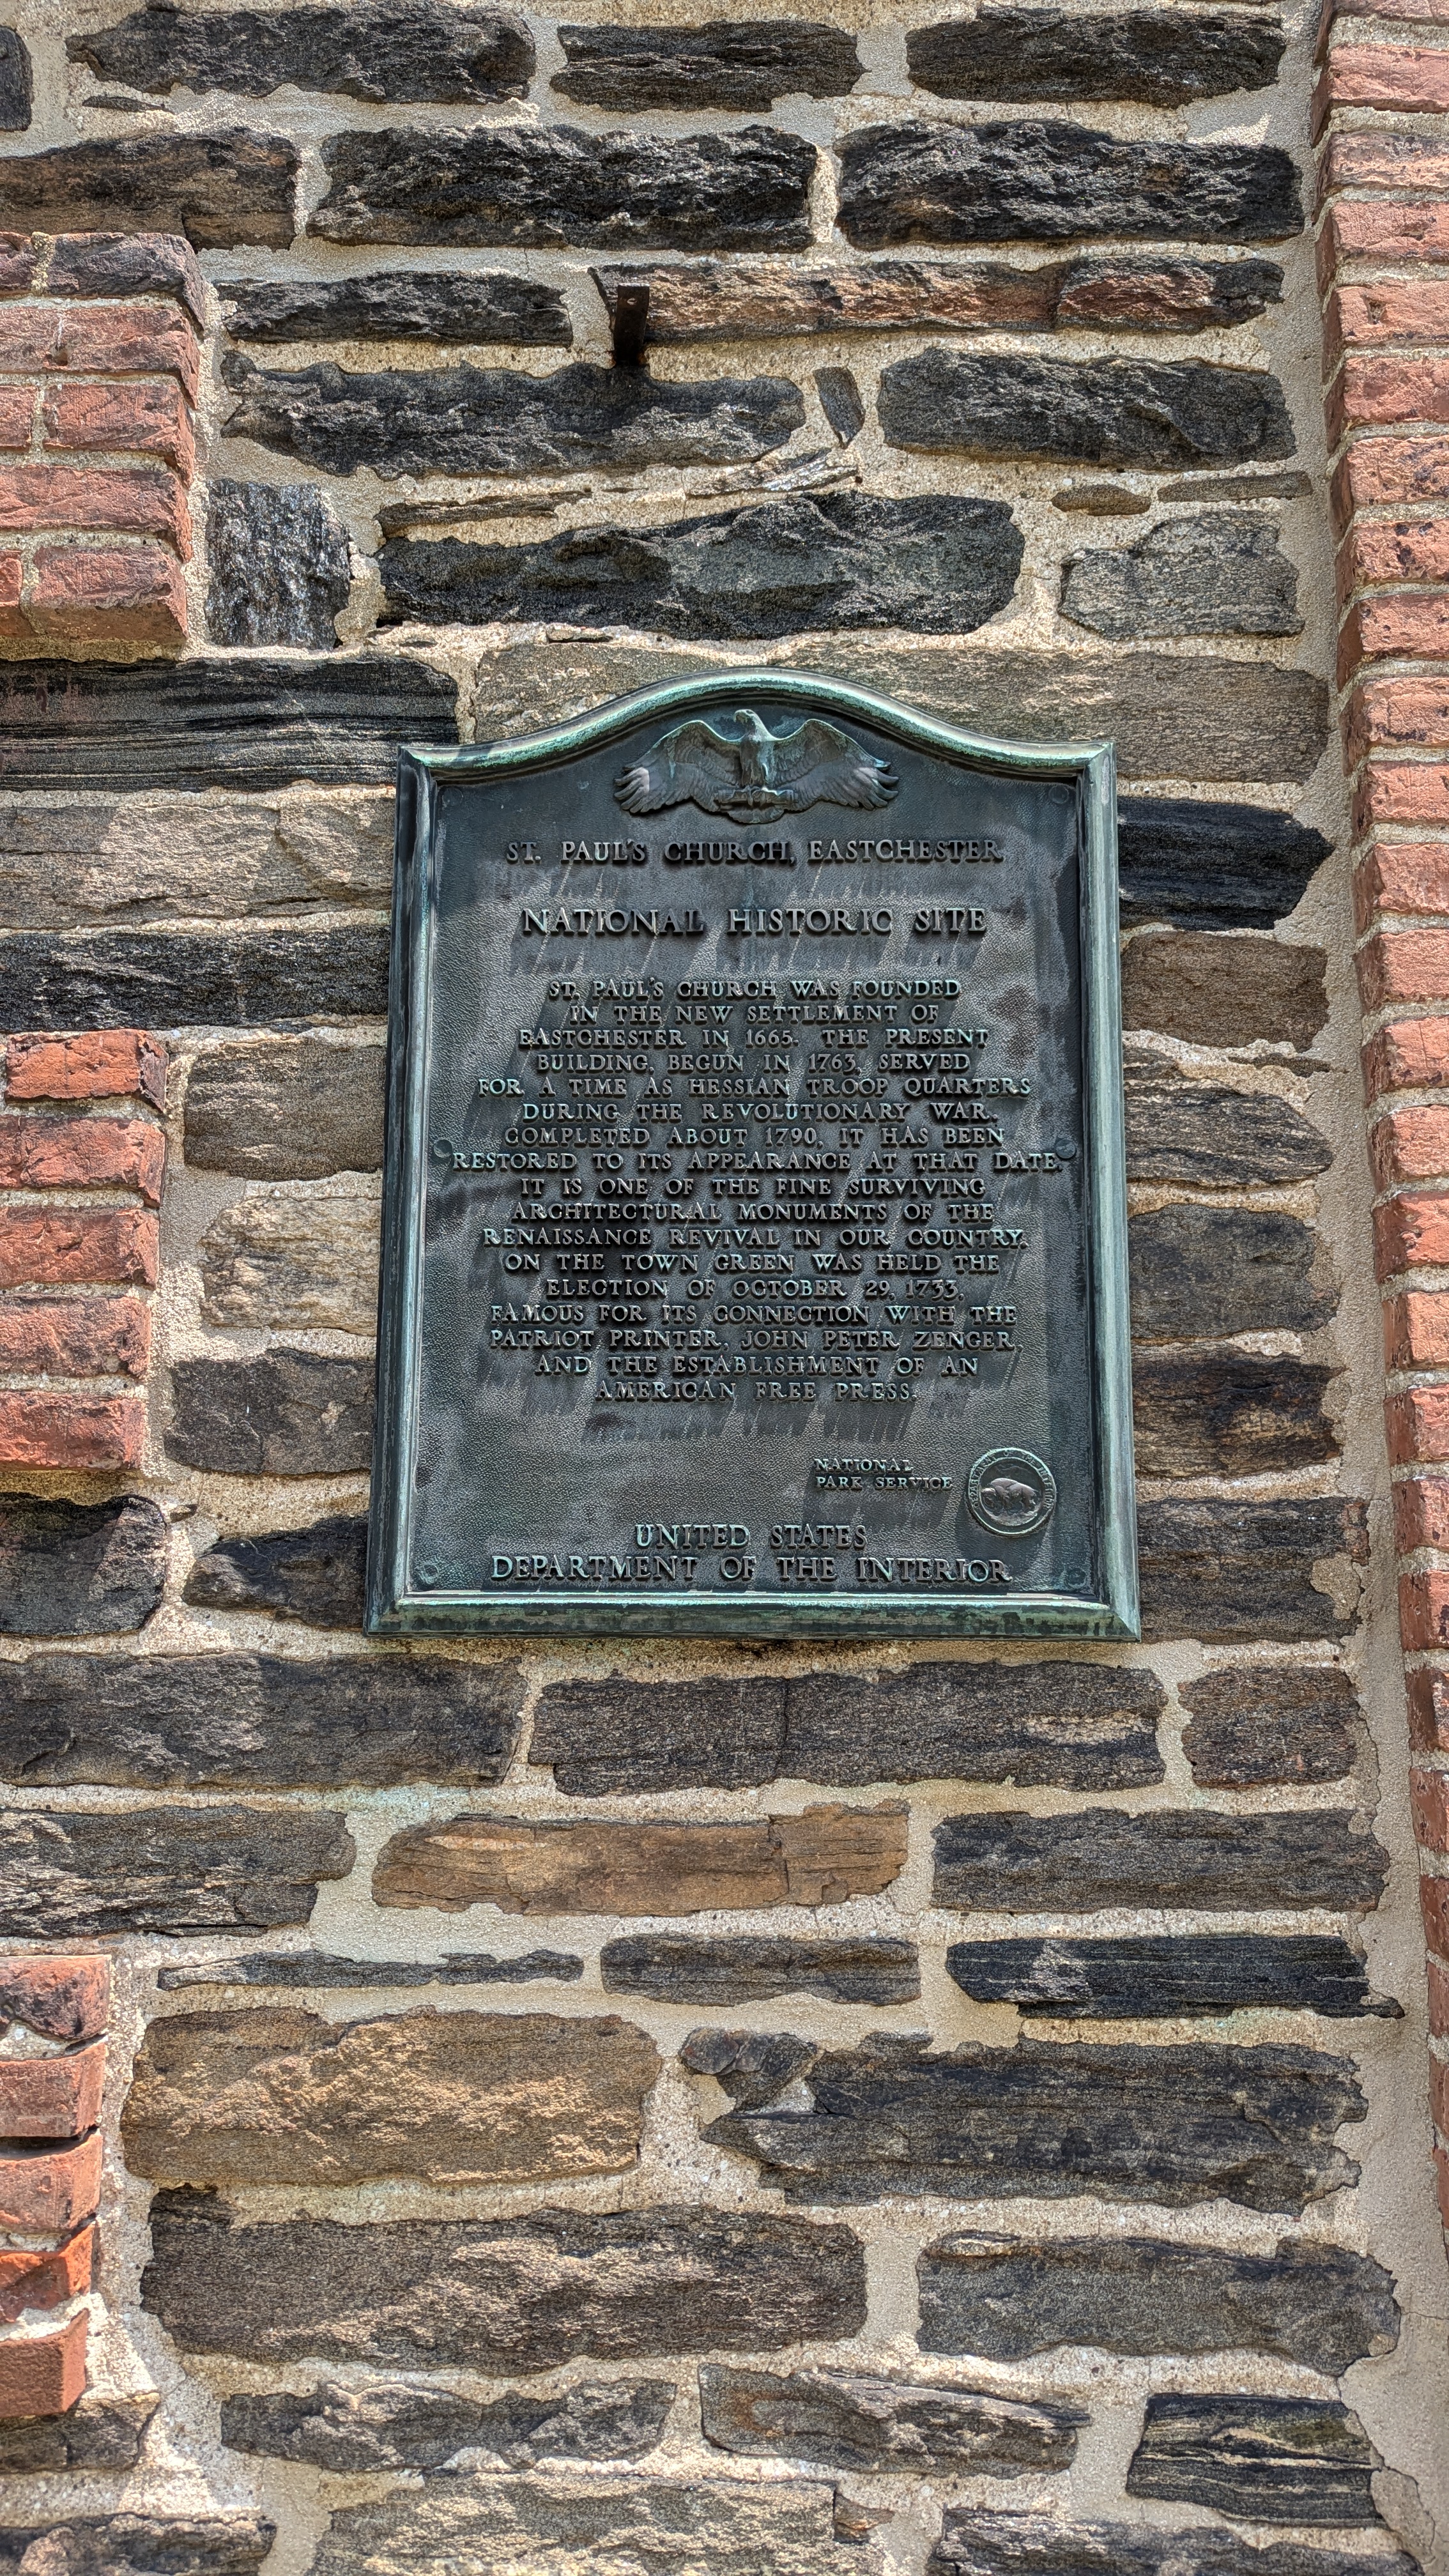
[1138,1496,1368,1642]
[944,1932,1392,2016]
[221,2375,675,2471]
[1130,1204,1335,1339]
[372,1805,908,1915]
[70,1,535,100]
[158,1949,582,1992]
[698,2363,1084,2472]
[0,928,388,1030]
[1127,2395,1382,2526]
[0,1805,355,1937]
[0,134,300,249]
[1133,1346,1339,1476]
[166,1350,374,1476]
[908,7,1284,103]
[1063,510,1302,638]
[930,2508,1418,2576]
[1180,1664,1363,1786]
[599,1934,921,2005]
[0,2521,273,2576]
[225,269,571,344]
[0,1493,167,1636]
[931,1805,1388,1913]
[183,1516,370,1630]
[309,2476,873,2576]
[837,120,1301,247]
[554,20,859,109]
[183,1041,386,1178]
[1117,800,1330,930]
[880,351,1294,470]
[1124,1053,1330,1184]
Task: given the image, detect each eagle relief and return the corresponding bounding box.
[615,708,900,825]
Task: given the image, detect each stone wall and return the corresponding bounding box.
[0,0,1446,2572]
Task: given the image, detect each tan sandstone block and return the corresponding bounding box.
[372,1806,909,1917]
[198,1183,380,1335]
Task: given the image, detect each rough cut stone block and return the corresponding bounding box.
[0,1492,167,1636]
[373,1805,908,1914]
[198,1183,378,1334]
[706,2034,1363,2212]
[222,2376,674,2472]
[0,2388,158,2473]
[0,31,29,130]
[226,269,570,347]
[0,795,395,930]
[166,1350,374,1476]
[929,2508,1416,2576]
[1124,1052,1330,1184]
[72,2,534,100]
[0,1651,523,1788]
[1123,930,1329,1047]
[1133,1347,1339,1476]
[184,1041,385,1178]
[944,1932,1390,2018]
[931,1807,1388,1914]
[837,121,1301,249]
[532,1676,786,1795]
[159,1949,581,1991]
[0,134,300,250]
[0,927,388,1032]
[1138,1496,1368,1643]
[1181,1664,1363,1786]
[1063,512,1301,638]
[47,228,206,325]
[378,493,1023,639]
[879,351,1294,470]
[207,479,351,650]
[916,2233,1399,2374]
[1130,1204,1333,1340]
[0,2521,273,2576]
[679,2027,817,2108]
[310,2476,868,2576]
[1127,2396,1381,2525]
[555,20,859,107]
[909,8,1284,103]
[600,1934,920,2005]
[123,2005,659,2188]
[1117,801,1330,931]
[0,1805,355,1937]
[144,2196,867,2366]
[310,125,816,250]
[699,2364,1084,2473]
[183,1515,369,1630]
[781,1660,1165,1788]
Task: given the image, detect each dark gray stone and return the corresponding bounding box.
[1063,512,1301,638]
[880,351,1294,470]
[916,2233,1399,2373]
[70,2,534,101]
[931,1807,1388,1914]
[944,1933,1394,2018]
[184,1516,369,1629]
[0,32,31,131]
[166,1351,373,1477]
[837,121,1301,248]
[705,2032,1364,2212]
[0,2521,273,2576]
[1181,1664,1363,1787]
[532,1677,786,1795]
[50,228,207,328]
[0,2391,158,2472]
[312,2477,864,2576]
[310,124,816,250]
[680,2027,819,2108]
[222,2375,673,2471]
[184,1041,385,1179]
[0,1806,355,1937]
[699,2363,1085,2473]
[909,9,1284,105]
[930,2508,1418,2576]
[1124,931,1330,1050]
[815,366,865,444]
[1119,795,1333,942]
[207,480,351,650]
[1138,1498,1370,1643]
[0,133,300,250]
[1124,1052,1330,1183]
[0,1493,167,1636]
[224,352,804,478]
[1133,1347,1340,1476]
[143,2195,868,2366]
[555,20,858,107]
[0,656,457,792]
[600,1935,921,2006]
[0,927,387,1031]
[1128,2396,1381,2526]
[0,1650,523,1788]
[225,270,571,346]
[378,493,1023,638]
[1130,1204,1333,1340]
[158,1949,583,1991]
[1164,467,1314,502]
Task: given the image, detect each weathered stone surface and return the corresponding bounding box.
[123,2006,659,2188]
[0,1651,523,1788]
[207,479,351,651]
[185,1042,385,1179]
[1064,512,1301,639]
[374,1805,908,1914]
[1128,2396,1381,2525]
[378,493,1023,639]
[227,270,570,348]
[0,657,457,793]
[783,1660,1165,1788]
[555,20,857,107]
[0,2389,158,2472]
[917,2234,1399,2373]
[706,2034,1363,2212]
[1130,1205,1333,1340]
[144,2196,868,2366]
[681,2027,818,2108]
[72,3,534,100]
[1181,1665,1363,1787]
[945,1933,1392,2018]
[198,1183,378,1334]
[222,2376,674,2471]
[601,1934,920,2005]
[1124,1052,1330,1183]
[1124,931,1330,1047]
[46,227,206,323]
[0,33,31,131]
[0,927,387,1031]
[1118,804,1330,934]
[0,1493,167,1636]
[0,134,298,249]
[932,1807,1388,1914]
[700,2363,1084,2473]
[310,125,816,250]
[910,9,1283,103]
[0,2519,273,2576]
[166,1350,374,1477]
[183,1515,369,1630]
[880,351,1294,471]
[930,2509,1416,2576]
[815,365,866,445]
[0,1806,354,1938]
[838,121,1300,249]
[532,1676,786,1795]
[0,795,395,929]
[1133,1347,1339,1476]
[160,1949,581,1991]
[225,352,803,479]
[312,2476,869,2576]
[1139,1498,1369,1643]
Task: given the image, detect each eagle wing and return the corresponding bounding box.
[766,717,899,813]
[614,719,740,816]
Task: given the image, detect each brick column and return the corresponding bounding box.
[0,1957,107,2421]
[1317,0,1449,2249]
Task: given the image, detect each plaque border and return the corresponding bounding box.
[366,669,1138,1642]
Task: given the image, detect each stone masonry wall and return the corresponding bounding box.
[0,1,1446,2573]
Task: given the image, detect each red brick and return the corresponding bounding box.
[0,387,33,449]
[0,237,34,298]
[1355,846,1449,930]
[1402,1570,1449,1645]
[1348,675,1449,766]
[1363,1015,1449,1091]
[1423,1868,1449,1947]
[48,304,199,401]
[0,2313,87,2420]
[1326,280,1449,369]
[1432,2048,1449,2138]
[1374,1188,1449,1276]
[26,542,187,647]
[1388,1384,1449,1466]
[1328,355,1449,451]
[1338,518,1449,615]
[1340,590,1449,682]
[1395,1475,1449,1552]
[1331,436,1449,533]
[1322,199,1449,284]
[0,308,56,371]
[0,462,190,556]
[0,1390,145,1469]
[0,2134,100,2234]
[0,1296,150,1379]
[1385,1288,1449,1366]
[1413,1763,1449,1846]
[0,1114,163,1203]
[0,1208,157,1289]
[42,378,194,479]
[0,1958,108,2046]
[0,549,21,640]
[0,2227,93,2324]
[1430,1951,1449,2032]
[1436,2138,1449,2225]
[0,2041,103,2143]
[1370,1103,1449,1188]
[4,1032,165,1110]
[1319,130,1449,203]
[1315,42,1449,136]
[1358,927,1449,1008]
[1355,764,1449,836]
